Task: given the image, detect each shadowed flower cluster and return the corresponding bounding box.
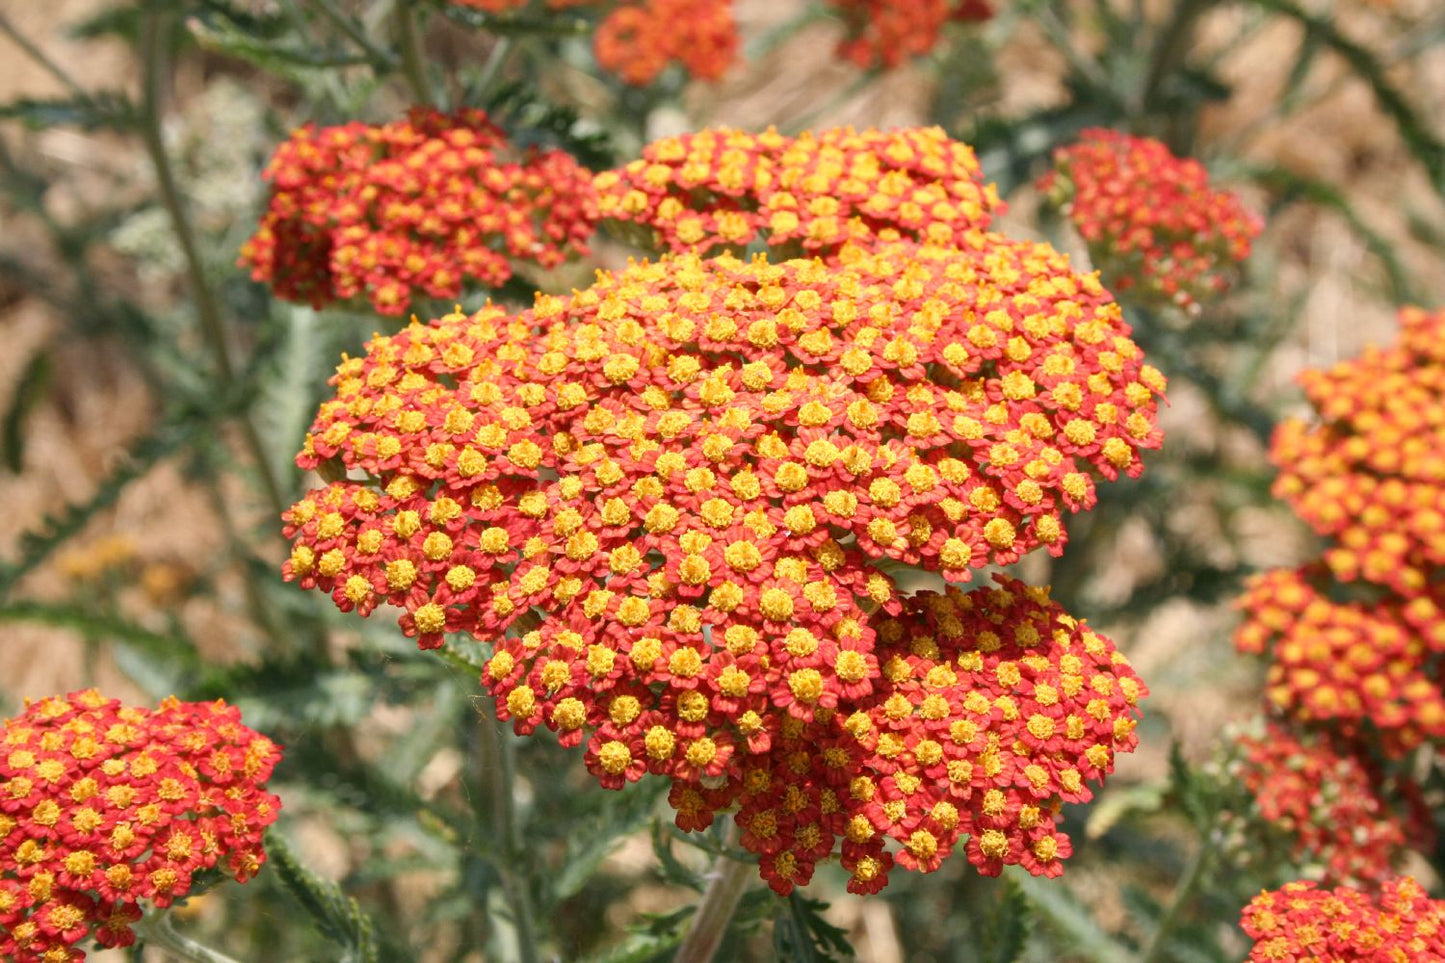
[1038,129,1260,311]
[827,0,993,68]
[594,125,1002,258]
[241,107,597,315]
[0,691,282,962]
[283,213,1162,892]
[451,0,737,86]
[1231,723,1413,885]
[1240,876,1445,961]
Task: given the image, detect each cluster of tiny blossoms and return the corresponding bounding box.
[283,225,1162,893]
[827,0,993,69]
[0,691,282,962]
[1231,723,1411,885]
[1241,877,1445,962]
[1230,308,1445,886]
[1038,129,1260,311]
[1272,306,1445,594]
[240,108,597,315]
[449,0,737,86]
[594,126,1002,258]
[1234,567,1445,755]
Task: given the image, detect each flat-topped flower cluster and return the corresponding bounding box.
[283,124,1164,893]
[0,691,282,962]
[595,125,1002,257]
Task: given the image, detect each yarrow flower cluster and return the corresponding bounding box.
[1235,567,1445,755]
[0,691,282,962]
[1272,306,1445,595]
[1038,129,1260,311]
[1233,307,1445,882]
[450,0,737,86]
[826,0,993,69]
[594,125,1002,258]
[283,205,1163,894]
[1240,876,1445,961]
[1231,723,1412,885]
[240,107,597,315]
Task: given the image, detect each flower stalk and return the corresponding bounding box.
[674,828,753,963]
[135,912,249,963]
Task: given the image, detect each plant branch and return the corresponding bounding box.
[478,702,541,963]
[138,10,288,523]
[395,0,435,106]
[0,12,91,101]
[673,824,752,963]
[1138,833,1214,963]
[307,0,400,69]
[134,911,247,963]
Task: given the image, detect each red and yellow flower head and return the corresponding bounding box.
[1241,876,1445,961]
[595,126,1003,258]
[241,107,597,316]
[283,211,1162,892]
[0,691,282,962]
[1039,129,1260,311]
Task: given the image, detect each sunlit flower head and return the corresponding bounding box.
[1272,306,1445,596]
[595,126,1003,258]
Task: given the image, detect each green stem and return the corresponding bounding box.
[395,0,435,107]
[1138,833,1213,963]
[474,37,513,97]
[308,0,399,69]
[1140,0,1217,115]
[673,825,751,963]
[0,12,90,100]
[134,911,247,963]
[138,11,288,524]
[478,703,541,963]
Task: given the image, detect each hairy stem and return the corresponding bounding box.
[478,703,541,963]
[674,826,752,963]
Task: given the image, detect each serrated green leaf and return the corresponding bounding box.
[188,13,372,73]
[1168,741,1212,833]
[772,891,853,963]
[1249,0,1445,194]
[0,93,138,131]
[549,779,666,906]
[267,832,380,963]
[2,351,50,473]
[1010,870,1135,963]
[981,875,1033,963]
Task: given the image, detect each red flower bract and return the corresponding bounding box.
[595,126,1003,258]
[1039,129,1260,311]
[283,229,1161,892]
[0,691,282,962]
[240,107,597,316]
[1241,876,1445,962]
